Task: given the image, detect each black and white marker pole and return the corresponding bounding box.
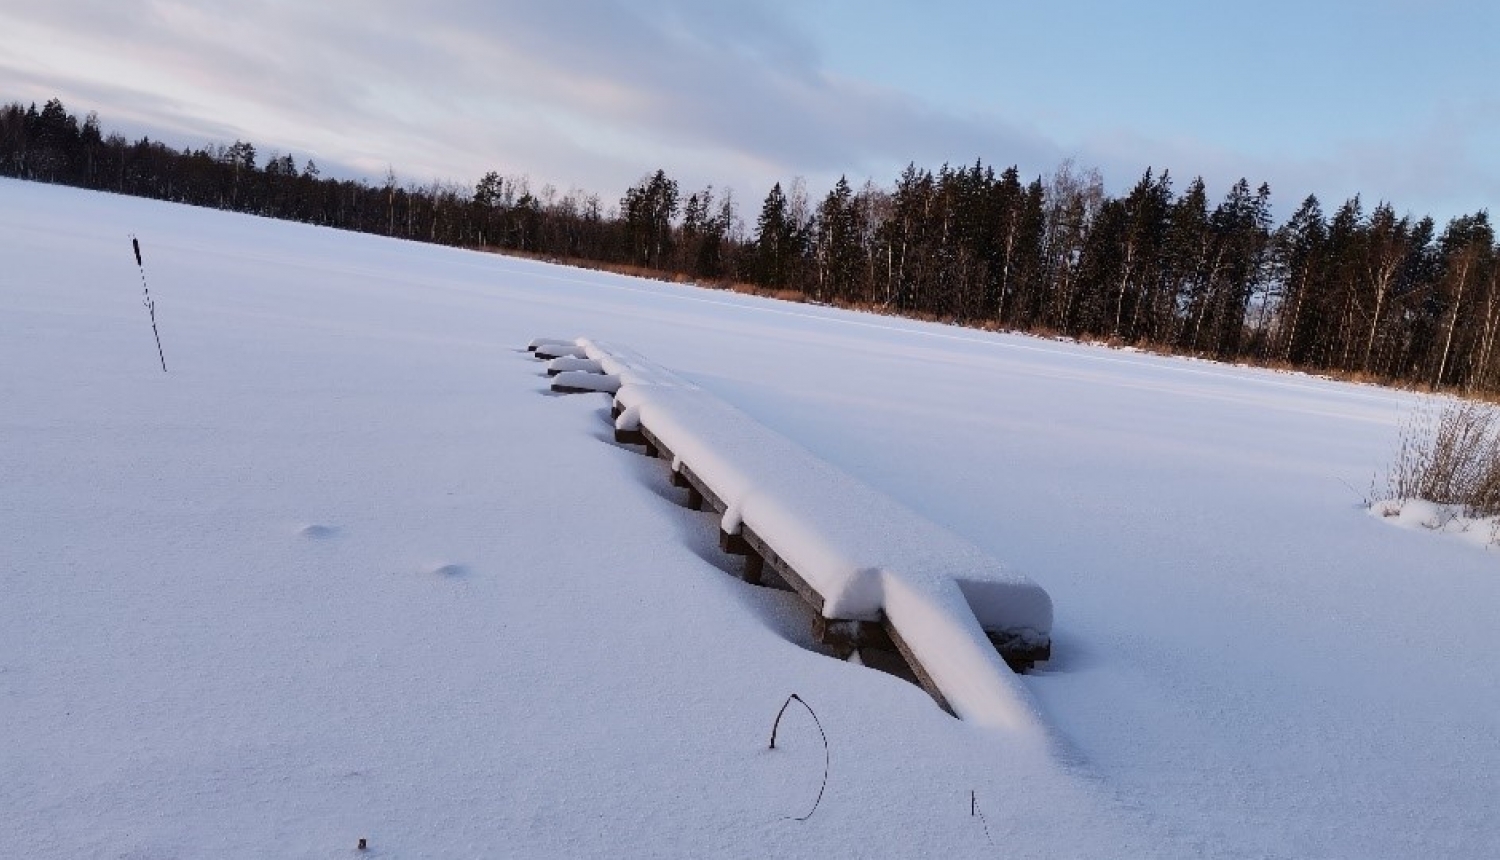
[131,235,167,373]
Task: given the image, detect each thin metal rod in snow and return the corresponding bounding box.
[768,693,829,821]
[130,235,167,373]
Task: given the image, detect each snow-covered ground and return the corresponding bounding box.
[4,178,1498,859]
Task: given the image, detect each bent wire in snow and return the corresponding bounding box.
[769,693,829,822]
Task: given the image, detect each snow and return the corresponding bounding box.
[533,342,588,360]
[544,356,604,376]
[1370,498,1500,550]
[4,178,1500,859]
[527,336,578,351]
[549,368,620,394]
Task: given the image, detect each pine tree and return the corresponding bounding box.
[754,182,799,288]
[813,176,859,302]
[621,169,679,269]
[1269,194,1326,364]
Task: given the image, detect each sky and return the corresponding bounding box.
[3,0,1498,223]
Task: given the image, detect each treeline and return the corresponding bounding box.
[4,97,1497,391]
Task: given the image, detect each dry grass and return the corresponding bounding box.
[1387,399,1500,517]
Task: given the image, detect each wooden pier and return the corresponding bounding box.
[542,342,1052,718]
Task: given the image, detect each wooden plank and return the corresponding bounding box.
[742,551,765,585]
[741,524,825,615]
[882,619,957,717]
[813,616,893,653]
[640,425,672,460]
[985,632,1050,673]
[614,427,647,446]
[675,461,728,514]
[718,528,749,555]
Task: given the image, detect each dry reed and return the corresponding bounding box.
[1387,399,1500,517]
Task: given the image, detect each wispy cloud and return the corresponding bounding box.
[1,1,1059,197]
[4,0,1495,221]
[1079,100,1500,222]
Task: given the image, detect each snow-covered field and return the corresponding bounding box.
[4,178,1498,859]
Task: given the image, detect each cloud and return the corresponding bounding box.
[0,0,1064,201]
[1077,100,1500,223]
[5,0,1494,222]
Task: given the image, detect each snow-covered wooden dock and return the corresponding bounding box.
[532,336,1052,728]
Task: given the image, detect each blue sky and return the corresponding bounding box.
[3,0,1497,222]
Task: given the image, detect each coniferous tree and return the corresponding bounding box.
[813,176,860,303]
[1269,194,1327,365]
[621,169,679,268]
[1113,168,1173,341]
[754,182,799,288]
